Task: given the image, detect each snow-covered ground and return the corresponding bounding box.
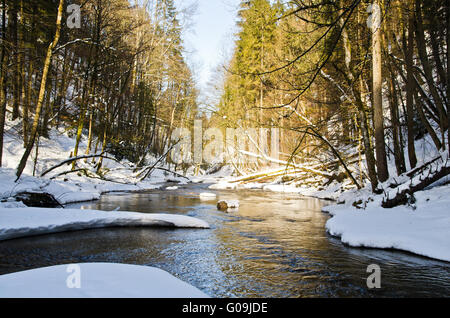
[1,119,188,205]
[0,207,209,241]
[324,183,450,262]
[0,263,209,298]
[0,119,209,240]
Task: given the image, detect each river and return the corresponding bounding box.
[0,183,449,297]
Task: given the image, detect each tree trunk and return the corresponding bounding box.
[10,0,20,120]
[447,0,450,155]
[84,109,95,160]
[405,0,418,169]
[415,91,442,150]
[415,0,448,147]
[0,0,7,166]
[16,0,64,180]
[372,0,389,182]
[388,63,406,175]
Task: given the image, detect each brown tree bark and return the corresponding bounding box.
[16,0,64,180]
[0,0,7,166]
[388,63,406,175]
[415,0,448,148]
[405,0,418,169]
[371,0,389,182]
[10,0,20,120]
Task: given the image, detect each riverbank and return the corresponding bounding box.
[323,184,450,262]
[0,206,209,241]
[1,119,190,205]
[0,263,209,298]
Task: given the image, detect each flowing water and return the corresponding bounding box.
[0,183,449,297]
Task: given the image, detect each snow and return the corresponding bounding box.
[0,207,210,241]
[0,120,188,205]
[199,192,217,200]
[324,183,450,262]
[221,200,239,208]
[217,200,240,212]
[262,184,304,193]
[209,181,237,190]
[0,263,209,298]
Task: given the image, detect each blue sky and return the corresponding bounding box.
[175,0,241,94]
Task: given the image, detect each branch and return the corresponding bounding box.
[40,153,120,177]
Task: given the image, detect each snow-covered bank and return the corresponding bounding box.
[208,178,342,200]
[1,120,190,205]
[323,183,450,262]
[0,167,164,205]
[0,207,209,241]
[0,263,209,298]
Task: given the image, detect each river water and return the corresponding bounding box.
[0,183,449,297]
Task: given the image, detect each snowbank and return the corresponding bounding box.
[324,184,450,262]
[0,263,209,298]
[0,120,189,205]
[0,207,209,241]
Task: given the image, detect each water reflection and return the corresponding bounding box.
[0,185,449,297]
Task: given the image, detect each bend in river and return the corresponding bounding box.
[0,183,449,297]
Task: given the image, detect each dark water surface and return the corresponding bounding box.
[0,183,449,297]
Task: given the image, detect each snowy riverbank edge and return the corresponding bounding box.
[0,263,209,298]
[322,183,450,263]
[0,207,210,241]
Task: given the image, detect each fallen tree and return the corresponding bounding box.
[13,192,64,208]
[382,159,450,208]
[40,153,120,177]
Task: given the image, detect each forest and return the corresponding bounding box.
[0,0,449,299]
[0,0,197,179]
[211,0,449,204]
[0,0,448,202]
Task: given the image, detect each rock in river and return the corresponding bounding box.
[217,200,239,211]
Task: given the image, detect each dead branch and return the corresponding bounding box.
[40,153,121,177]
[154,167,190,180]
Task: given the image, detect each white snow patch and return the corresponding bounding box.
[262,184,303,193]
[324,184,450,262]
[223,200,239,208]
[199,192,217,200]
[0,207,210,241]
[209,182,237,190]
[0,263,209,298]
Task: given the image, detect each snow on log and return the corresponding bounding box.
[13,192,64,208]
[383,162,450,208]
